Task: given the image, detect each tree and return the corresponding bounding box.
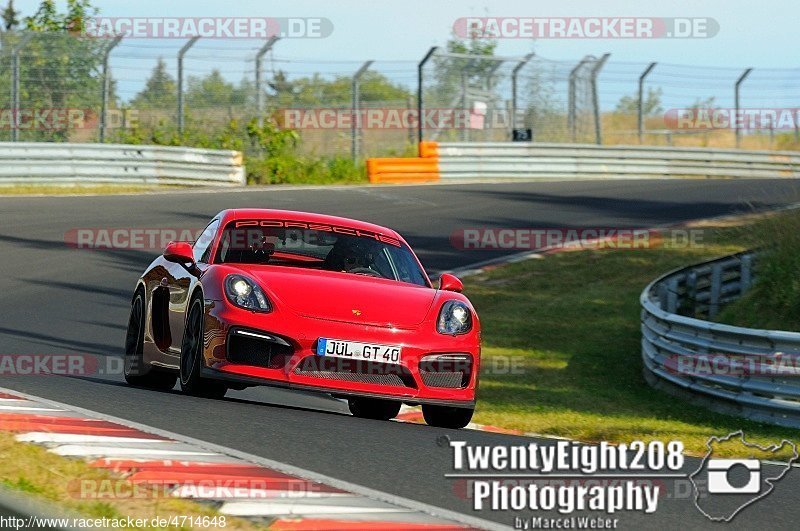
[429,27,499,105]
[2,0,19,30]
[615,87,663,116]
[186,69,247,109]
[269,70,411,108]
[0,0,105,141]
[131,59,177,110]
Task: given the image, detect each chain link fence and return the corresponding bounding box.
[2,31,800,158]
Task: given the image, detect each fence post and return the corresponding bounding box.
[568,56,591,143]
[734,68,752,148]
[591,53,610,145]
[10,33,33,142]
[511,52,534,137]
[255,36,280,127]
[417,47,439,153]
[99,36,123,143]
[351,60,373,161]
[407,95,415,146]
[637,62,657,144]
[177,36,200,136]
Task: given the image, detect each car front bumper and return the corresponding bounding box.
[203,299,480,407]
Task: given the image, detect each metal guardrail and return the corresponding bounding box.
[641,251,800,429]
[435,142,800,180]
[0,143,245,187]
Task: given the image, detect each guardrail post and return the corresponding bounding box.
[417,47,439,153]
[658,282,668,310]
[177,36,200,136]
[709,263,722,318]
[591,53,610,145]
[734,68,753,148]
[637,62,657,144]
[99,36,123,143]
[511,53,535,138]
[351,60,373,161]
[255,36,280,128]
[740,254,753,294]
[685,270,698,316]
[666,276,679,313]
[10,33,33,142]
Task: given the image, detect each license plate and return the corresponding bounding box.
[316,338,402,364]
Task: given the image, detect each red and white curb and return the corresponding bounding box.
[0,389,499,530]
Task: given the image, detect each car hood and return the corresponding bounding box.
[241,266,436,329]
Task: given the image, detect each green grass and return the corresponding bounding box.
[466,224,800,457]
[0,432,259,529]
[717,209,800,331]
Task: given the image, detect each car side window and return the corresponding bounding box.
[193,219,220,263]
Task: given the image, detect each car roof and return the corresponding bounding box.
[214,209,403,241]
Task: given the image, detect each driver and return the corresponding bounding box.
[325,237,379,274]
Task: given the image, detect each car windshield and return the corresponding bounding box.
[215,220,429,287]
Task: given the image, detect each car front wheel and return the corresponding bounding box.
[422,405,474,429]
[348,398,401,420]
[179,295,228,399]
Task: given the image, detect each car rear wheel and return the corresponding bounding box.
[124,290,178,390]
[180,295,228,399]
[348,398,401,420]
[422,405,474,429]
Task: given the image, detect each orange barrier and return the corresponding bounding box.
[419,141,439,159]
[367,142,440,183]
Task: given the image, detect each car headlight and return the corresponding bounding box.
[224,274,271,312]
[437,301,472,335]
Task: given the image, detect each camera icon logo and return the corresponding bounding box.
[690,431,798,522]
[706,459,761,494]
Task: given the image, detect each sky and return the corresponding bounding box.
[9,0,800,107]
[12,0,798,66]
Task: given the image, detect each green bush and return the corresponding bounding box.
[110,118,367,185]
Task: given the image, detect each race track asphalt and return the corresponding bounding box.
[2,179,800,529]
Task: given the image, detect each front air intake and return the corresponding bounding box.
[227,329,293,369]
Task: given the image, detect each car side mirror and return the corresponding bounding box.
[439,273,463,293]
[163,241,195,266]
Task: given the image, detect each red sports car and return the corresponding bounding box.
[124,209,480,428]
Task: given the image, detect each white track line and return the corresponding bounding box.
[15,433,170,444]
[0,404,63,412]
[49,445,219,458]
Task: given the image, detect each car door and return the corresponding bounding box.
[165,219,219,356]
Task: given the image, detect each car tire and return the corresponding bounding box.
[422,405,474,429]
[124,290,178,390]
[348,398,401,420]
[179,295,228,399]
